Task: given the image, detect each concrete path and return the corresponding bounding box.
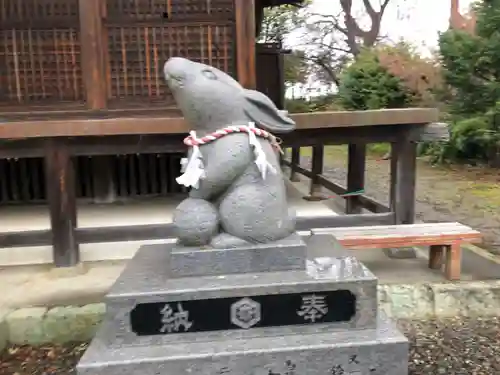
[0,246,455,310]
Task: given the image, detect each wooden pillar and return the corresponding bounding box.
[79,0,114,204]
[45,139,79,267]
[429,244,445,269]
[445,243,461,280]
[390,138,417,224]
[277,51,285,110]
[290,147,300,182]
[309,145,324,196]
[346,143,366,214]
[234,0,256,89]
[389,142,398,219]
[79,0,107,109]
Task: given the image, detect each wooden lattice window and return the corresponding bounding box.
[0,0,83,105]
[107,24,234,107]
[105,0,235,108]
[106,0,234,20]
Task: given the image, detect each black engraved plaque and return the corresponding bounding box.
[130,289,356,336]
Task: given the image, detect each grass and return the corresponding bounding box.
[286,145,500,212]
[367,143,390,156]
[466,182,500,212]
[293,145,346,158]
[286,143,390,160]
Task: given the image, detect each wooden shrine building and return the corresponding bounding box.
[0,0,302,113]
[0,0,302,204]
[0,0,447,273]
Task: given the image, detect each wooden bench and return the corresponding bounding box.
[313,222,482,281]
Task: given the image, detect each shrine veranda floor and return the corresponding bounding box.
[0,181,334,266]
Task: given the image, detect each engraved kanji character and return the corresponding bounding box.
[159,302,193,333]
[297,294,328,322]
[348,355,360,365]
[284,360,296,375]
[330,364,345,375]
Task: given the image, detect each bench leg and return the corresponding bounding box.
[428,245,445,269]
[444,243,462,281]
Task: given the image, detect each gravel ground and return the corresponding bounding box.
[1,317,499,374]
[0,342,87,375]
[298,146,500,255]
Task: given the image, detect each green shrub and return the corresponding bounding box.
[422,116,500,164]
[433,0,500,164]
[285,98,314,113]
[337,50,414,111]
[367,143,390,156]
[284,94,341,113]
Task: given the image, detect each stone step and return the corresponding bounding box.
[77,313,408,375]
[101,235,379,348]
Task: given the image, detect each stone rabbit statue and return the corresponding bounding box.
[164,57,296,248]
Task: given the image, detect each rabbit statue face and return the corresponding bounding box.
[164,57,296,134]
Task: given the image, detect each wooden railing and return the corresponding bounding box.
[283,146,390,214]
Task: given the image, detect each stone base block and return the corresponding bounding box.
[77,314,408,375]
[170,233,307,278]
[101,235,378,348]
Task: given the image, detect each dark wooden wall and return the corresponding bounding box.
[0,154,187,204]
[0,0,285,114]
[0,0,236,112]
[0,0,287,206]
[0,40,285,205]
[0,0,83,107]
[256,43,285,109]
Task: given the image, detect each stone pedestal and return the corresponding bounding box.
[77,234,408,375]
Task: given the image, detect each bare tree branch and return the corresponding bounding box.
[380,0,391,16]
[261,0,395,88]
[363,0,377,18]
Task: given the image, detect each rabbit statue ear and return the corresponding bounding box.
[243,89,296,133]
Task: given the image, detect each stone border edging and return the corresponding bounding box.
[0,304,105,351]
[2,281,500,350]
